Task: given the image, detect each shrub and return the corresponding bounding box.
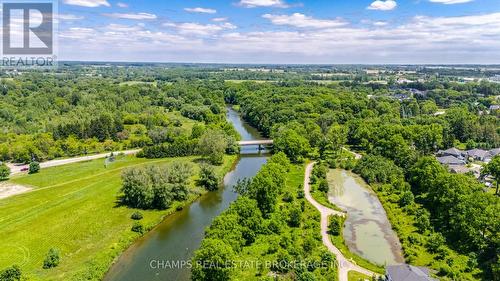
[28,161,40,174]
[399,191,414,207]
[0,163,10,181]
[0,265,22,281]
[282,191,294,203]
[329,216,343,236]
[43,248,60,269]
[131,222,144,234]
[130,211,143,220]
[318,179,329,193]
[297,190,305,199]
[120,162,193,209]
[427,232,445,253]
[288,205,302,227]
[198,164,220,191]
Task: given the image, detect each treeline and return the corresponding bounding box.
[192,153,338,280]
[225,81,499,279]
[0,74,232,163]
[139,127,239,165]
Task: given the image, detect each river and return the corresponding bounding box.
[328,169,404,266]
[104,107,269,281]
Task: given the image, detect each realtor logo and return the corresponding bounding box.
[1,0,56,67]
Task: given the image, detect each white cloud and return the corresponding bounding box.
[116,2,128,8]
[239,0,289,8]
[263,13,347,29]
[367,0,397,11]
[58,14,84,21]
[361,20,389,26]
[103,12,157,20]
[212,17,228,22]
[429,0,473,4]
[164,22,237,36]
[63,0,110,7]
[58,12,500,64]
[184,7,217,14]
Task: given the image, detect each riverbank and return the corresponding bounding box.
[0,154,236,281]
[303,163,377,281]
[193,160,339,280]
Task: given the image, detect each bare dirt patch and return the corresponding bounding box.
[0,182,33,200]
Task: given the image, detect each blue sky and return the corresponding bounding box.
[54,0,500,63]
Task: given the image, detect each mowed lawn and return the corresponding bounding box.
[0,154,235,281]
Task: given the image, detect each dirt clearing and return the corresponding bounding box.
[0,183,32,200]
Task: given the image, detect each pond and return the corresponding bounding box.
[104,107,269,281]
[327,169,404,266]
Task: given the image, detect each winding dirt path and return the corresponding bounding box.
[304,162,377,281]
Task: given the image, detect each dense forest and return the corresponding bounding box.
[0,74,238,163]
[221,81,499,280]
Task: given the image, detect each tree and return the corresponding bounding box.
[198,130,228,165]
[120,163,193,209]
[43,248,60,269]
[326,124,348,156]
[199,164,220,191]
[121,167,154,209]
[482,155,500,195]
[288,205,301,227]
[247,163,286,216]
[0,163,10,181]
[399,191,414,207]
[318,179,329,193]
[0,265,22,281]
[192,238,235,281]
[29,161,40,174]
[272,128,310,163]
[329,216,343,236]
[427,232,445,253]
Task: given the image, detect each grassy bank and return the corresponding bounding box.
[0,154,236,281]
[327,224,385,274]
[310,189,344,213]
[200,162,338,280]
[348,270,371,281]
[232,164,332,279]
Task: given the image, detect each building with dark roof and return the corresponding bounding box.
[466,149,490,162]
[386,264,437,281]
[437,156,466,166]
[437,148,464,159]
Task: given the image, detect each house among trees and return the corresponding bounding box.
[386,264,437,281]
[436,155,466,166]
[466,149,491,162]
[437,147,464,159]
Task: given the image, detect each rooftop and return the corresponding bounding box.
[387,264,437,281]
[437,156,465,165]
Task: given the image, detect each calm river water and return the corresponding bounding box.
[104,107,268,281]
[328,169,404,266]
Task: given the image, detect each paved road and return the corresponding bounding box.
[8,149,141,175]
[303,162,377,281]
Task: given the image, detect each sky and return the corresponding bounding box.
[49,0,500,63]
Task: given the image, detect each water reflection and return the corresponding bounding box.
[328,169,404,266]
[105,107,268,281]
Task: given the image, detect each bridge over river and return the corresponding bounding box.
[237,139,273,146]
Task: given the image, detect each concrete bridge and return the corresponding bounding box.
[237,140,273,149]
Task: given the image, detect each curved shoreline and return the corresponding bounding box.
[303,162,377,281]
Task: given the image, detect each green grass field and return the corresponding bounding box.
[348,270,371,281]
[0,154,236,281]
